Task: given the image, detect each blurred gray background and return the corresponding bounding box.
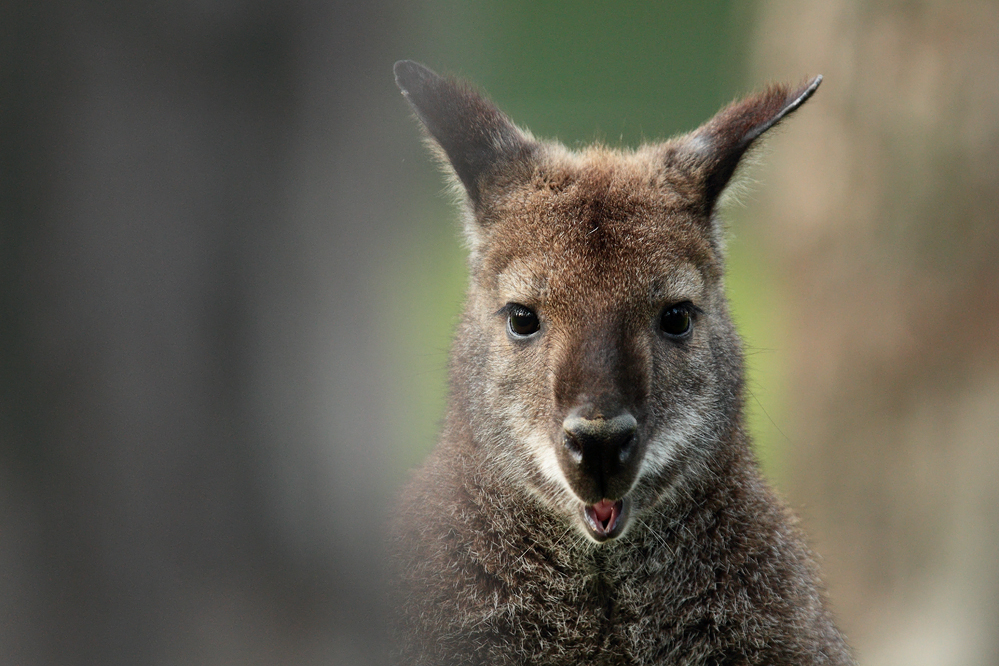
[2,1,997,664]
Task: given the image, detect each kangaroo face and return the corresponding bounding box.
[465,152,731,541]
[395,61,820,543]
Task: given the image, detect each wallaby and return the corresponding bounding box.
[391,60,854,666]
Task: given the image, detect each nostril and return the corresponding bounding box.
[618,433,637,463]
[563,432,584,463]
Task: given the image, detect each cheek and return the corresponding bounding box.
[483,328,554,428]
[639,343,719,477]
[481,334,569,491]
[648,339,714,418]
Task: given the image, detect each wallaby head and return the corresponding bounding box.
[395,60,820,544]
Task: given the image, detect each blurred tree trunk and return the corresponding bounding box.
[747,1,999,664]
[0,1,408,664]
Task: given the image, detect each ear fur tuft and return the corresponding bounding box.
[394,60,534,205]
[686,75,822,211]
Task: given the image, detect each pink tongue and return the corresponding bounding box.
[592,499,615,524]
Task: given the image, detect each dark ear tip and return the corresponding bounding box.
[772,74,823,129]
[394,60,437,95]
[794,74,823,106]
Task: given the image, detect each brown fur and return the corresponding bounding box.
[391,61,852,666]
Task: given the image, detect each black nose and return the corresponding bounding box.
[562,412,639,501]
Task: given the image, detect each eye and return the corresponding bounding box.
[507,304,540,337]
[659,303,693,337]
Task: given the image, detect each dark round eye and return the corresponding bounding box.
[508,304,540,337]
[659,304,692,337]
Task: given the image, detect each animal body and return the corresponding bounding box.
[391,60,853,666]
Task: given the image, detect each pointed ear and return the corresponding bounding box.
[394,60,534,205]
[681,75,822,212]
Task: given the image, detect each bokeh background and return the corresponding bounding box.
[2,1,997,664]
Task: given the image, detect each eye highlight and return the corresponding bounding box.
[659,303,694,337]
[506,304,540,338]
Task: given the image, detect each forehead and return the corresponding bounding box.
[481,147,718,301]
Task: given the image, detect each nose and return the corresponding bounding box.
[562,411,639,501]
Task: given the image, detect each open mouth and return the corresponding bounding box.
[582,498,627,541]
